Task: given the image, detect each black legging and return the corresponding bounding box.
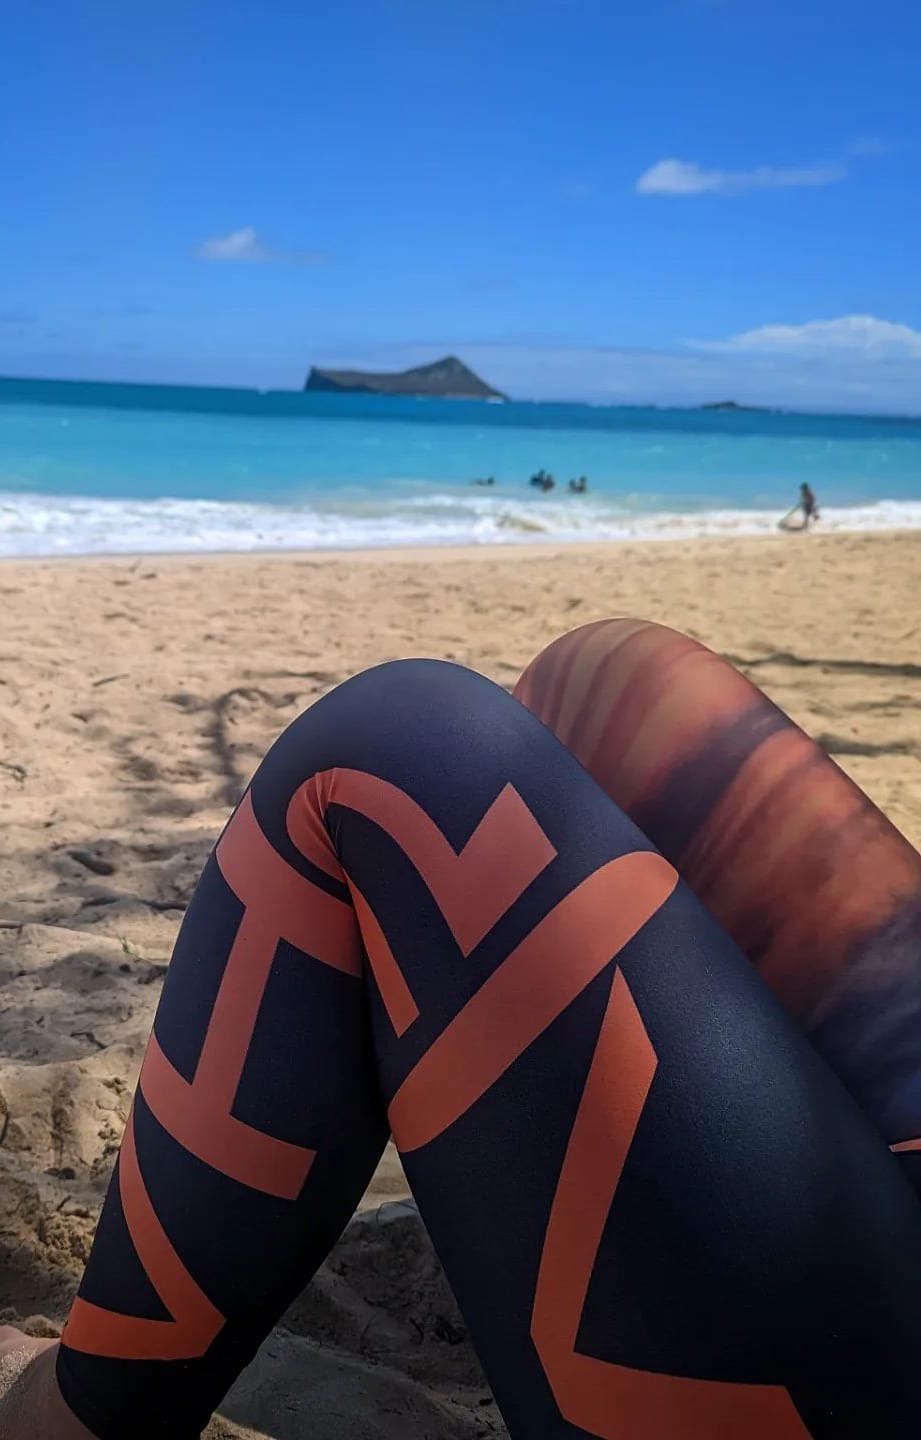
[57,659,921,1438]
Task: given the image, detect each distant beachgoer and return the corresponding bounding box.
[529,469,548,488]
[474,476,495,486]
[778,484,821,533]
[568,476,588,495]
[540,474,555,493]
[800,483,819,527]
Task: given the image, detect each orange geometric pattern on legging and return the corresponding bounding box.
[63,764,808,1432]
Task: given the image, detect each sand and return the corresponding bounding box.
[0,531,919,1437]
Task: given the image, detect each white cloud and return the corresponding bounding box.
[636,157,847,196]
[196,227,326,265]
[198,226,268,261]
[692,315,921,359]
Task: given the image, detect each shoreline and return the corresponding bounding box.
[4,487,921,562]
[0,525,918,569]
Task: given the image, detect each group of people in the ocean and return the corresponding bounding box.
[472,471,589,494]
[529,469,589,494]
[472,475,820,526]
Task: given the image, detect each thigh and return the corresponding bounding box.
[516,619,921,1159]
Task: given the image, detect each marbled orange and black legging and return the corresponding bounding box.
[56,621,921,1439]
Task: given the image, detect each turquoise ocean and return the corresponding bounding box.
[2,376,921,557]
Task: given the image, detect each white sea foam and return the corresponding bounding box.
[2,488,921,558]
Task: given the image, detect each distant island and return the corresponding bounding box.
[700,400,767,412]
[304,355,506,401]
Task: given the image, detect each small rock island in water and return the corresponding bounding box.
[304,355,506,401]
[700,400,766,412]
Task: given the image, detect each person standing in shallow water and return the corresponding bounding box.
[800,483,820,527]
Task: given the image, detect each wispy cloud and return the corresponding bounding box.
[691,314,921,359]
[196,226,326,265]
[0,307,37,326]
[636,157,847,196]
[197,226,270,261]
[849,136,890,158]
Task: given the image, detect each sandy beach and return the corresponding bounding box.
[1,530,919,1437]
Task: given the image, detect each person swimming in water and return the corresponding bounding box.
[568,476,588,494]
[530,469,556,491]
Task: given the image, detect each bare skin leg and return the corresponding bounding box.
[0,1332,93,1440]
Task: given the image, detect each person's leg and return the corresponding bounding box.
[515,619,921,1161]
[56,660,921,1439]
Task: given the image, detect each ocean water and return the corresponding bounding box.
[2,376,921,557]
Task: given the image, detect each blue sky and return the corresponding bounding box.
[3,0,921,409]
